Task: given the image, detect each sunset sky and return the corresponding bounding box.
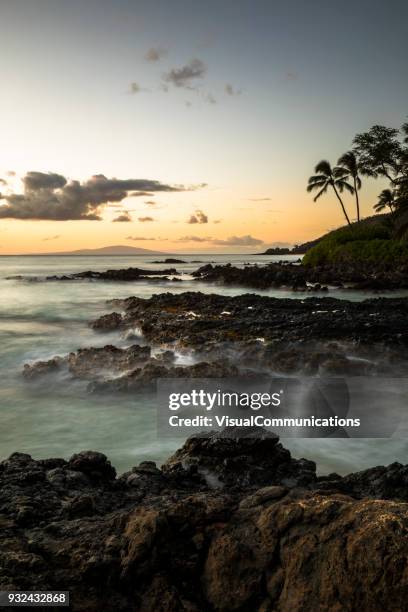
[0,0,407,253]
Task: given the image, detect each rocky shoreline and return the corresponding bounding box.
[22,292,408,391]
[1,427,407,611]
[7,259,408,290]
[193,261,408,291]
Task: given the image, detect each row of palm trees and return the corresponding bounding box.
[306,152,363,225]
[307,122,408,227]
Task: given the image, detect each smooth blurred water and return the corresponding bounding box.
[1,254,407,474]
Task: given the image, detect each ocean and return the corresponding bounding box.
[1,253,407,475]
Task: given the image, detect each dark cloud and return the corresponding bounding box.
[211,235,263,246]
[163,59,207,89]
[24,172,67,191]
[225,84,241,96]
[42,235,60,241]
[112,213,132,222]
[0,173,196,221]
[138,216,155,222]
[145,47,167,62]
[187,209,208,224]
[126,235,156,241]
[129,191,154,197]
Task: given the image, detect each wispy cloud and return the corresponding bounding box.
[144,47,167,62]
[176,234,263,246]
[42,235,60,241]
[163,58,207,90]
[211,235,263,246]
[126,235,156,241]
[112,213,132,222]
[177,235,210,243]
[248,197,272,202]
[138,216,155,222]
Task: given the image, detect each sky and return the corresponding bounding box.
[0,0,407,254]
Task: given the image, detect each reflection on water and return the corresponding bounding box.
[1,254,407,474]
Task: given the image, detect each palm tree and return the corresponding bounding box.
[337,151,363,222]
[307,160,353,226]
[374,189,395,214]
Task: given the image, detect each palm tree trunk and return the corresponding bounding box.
[354,177,360,222]
[332,184,351,225]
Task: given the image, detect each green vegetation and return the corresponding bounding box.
[302,222,408,266]
[305,120,408,266]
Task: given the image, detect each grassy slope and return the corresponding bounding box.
[302,215,408,266]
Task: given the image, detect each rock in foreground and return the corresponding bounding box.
[1,428,408,611]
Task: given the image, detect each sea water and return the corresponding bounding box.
[0,253,407,474]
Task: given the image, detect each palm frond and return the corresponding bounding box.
[314,160,332,176]
[313,184,329,201]
[337,180,354,195]
[307,180,325,193]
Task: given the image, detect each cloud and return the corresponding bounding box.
[248,197,272,202]
[0,173,197,221]
[144,47,167,62]
[187,209,208,224]
[225,83,241,96]
[112,213,132,222]
[6,170,16,177]
[177,235,211,243]
[211,235,263,246]
[0,178,7,186]
[285,72,298,81]
[138,216,155,222]
[126,235,156,241]
[176,234,262,246]
[42,235,60,241]
[23,171,67,191]
[163,58,207,89]
[213,219,222,224]
[129,191,154,197]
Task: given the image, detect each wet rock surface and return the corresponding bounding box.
[1,428,408,611]
[108,291,408,349]
[23,292,408,389]
[7,267,180,282]
[192,261,408,291]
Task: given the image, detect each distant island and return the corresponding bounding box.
[8,245,169,256]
